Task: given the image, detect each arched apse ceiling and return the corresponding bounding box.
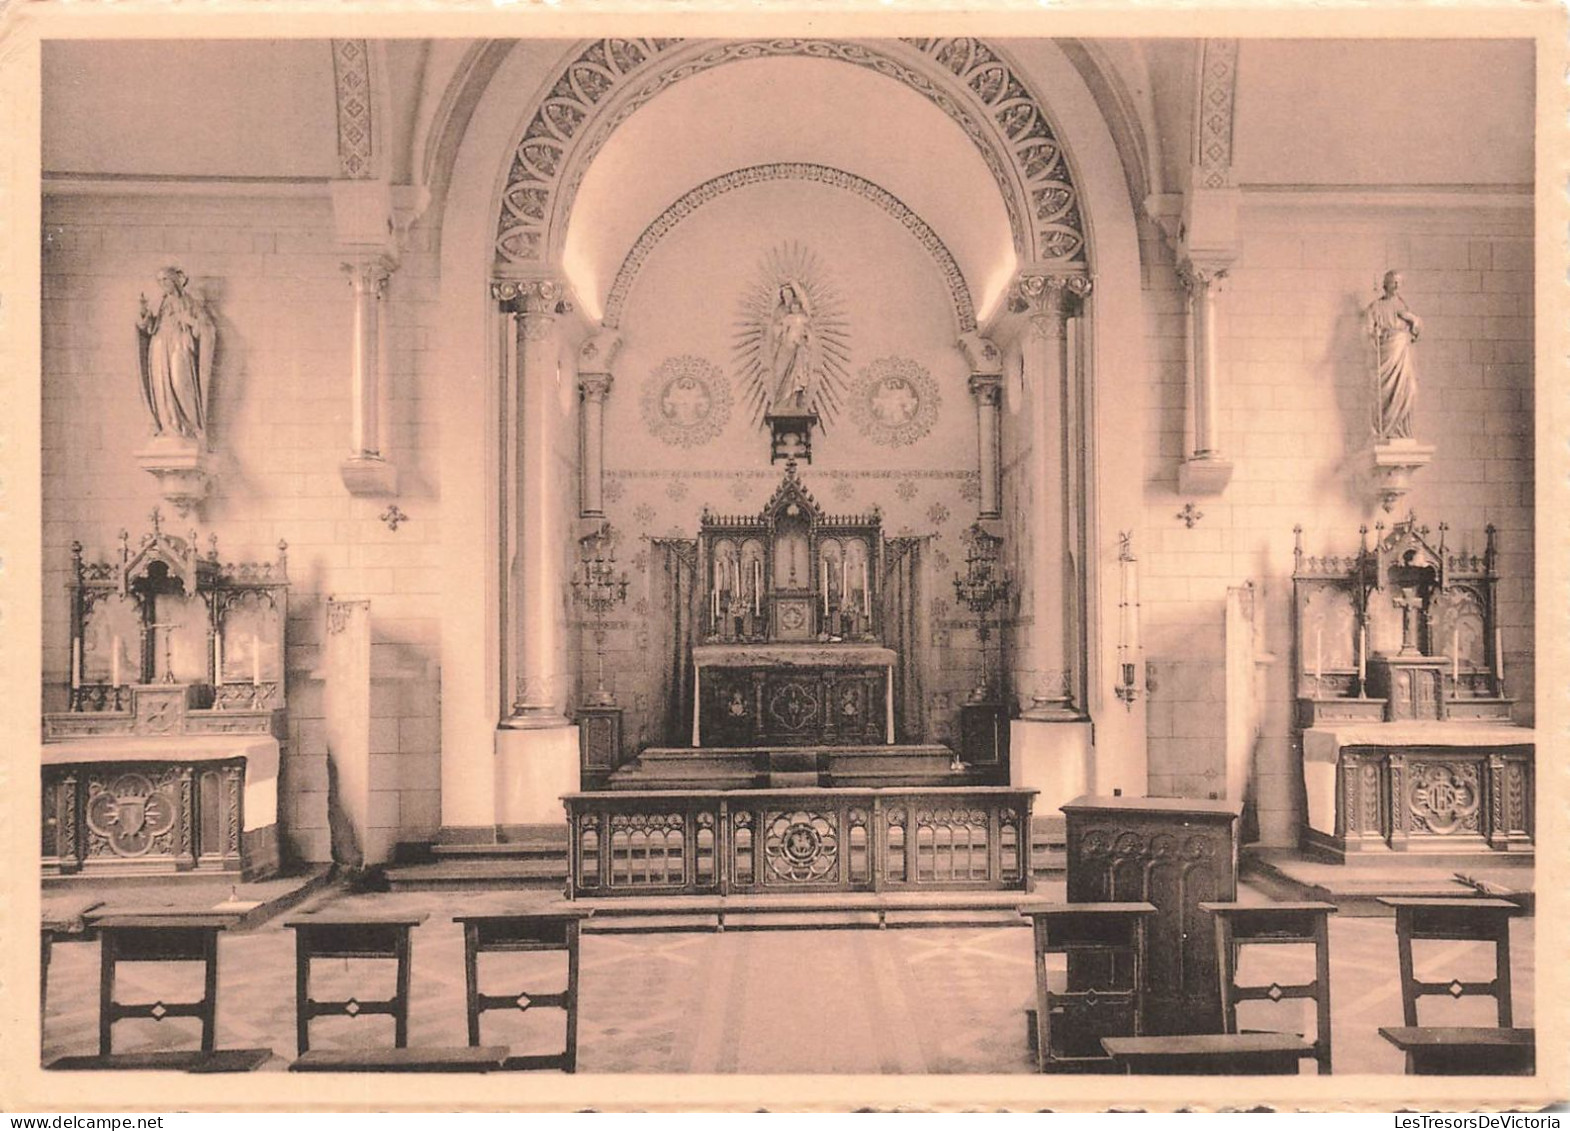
[495,37,1092,302]
[560,53,1008,323]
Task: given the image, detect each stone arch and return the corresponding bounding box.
[493,37,1088,270]
[601,163,976,334]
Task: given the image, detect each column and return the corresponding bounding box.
[497,278,570,728]
[958,332,1004,520]
[1174,255,1236,495]
[1010,272,1090,718]
[577,331,621,518]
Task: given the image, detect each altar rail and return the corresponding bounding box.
[562,787,1035,897]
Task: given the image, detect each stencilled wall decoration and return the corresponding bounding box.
[849,356,941,448]
[639,355,733,447]
[733,243,852,427]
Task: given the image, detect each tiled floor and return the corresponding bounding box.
[41,888,1534,1075]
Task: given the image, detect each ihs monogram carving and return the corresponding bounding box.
[1408,761,1481,835]
[603,165,975,334]
[849,357,940,448]
[495,38,1085,269]
[639,356,732,448]
[734,243,852,427]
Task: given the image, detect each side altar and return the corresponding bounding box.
[568,462,1034,896]
[1292,515,1532,863]
[42,513,288,880]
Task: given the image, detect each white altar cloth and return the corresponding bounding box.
[42,734,281,831]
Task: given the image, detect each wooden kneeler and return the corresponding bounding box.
[47,914,271,1073]
[285,910,508,1073]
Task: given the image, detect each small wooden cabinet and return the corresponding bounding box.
[959,702,1009,772]
[1062,795,1240,1036]
[575,706,623,788]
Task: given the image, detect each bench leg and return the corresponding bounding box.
[394,929,412,1049]
[463,925,481,1048]
[1495,927,1513,1028]
[202,931,219,1054]
[98,933,116,1057]
[564,923,581,1074]
[1315,915,1333,1074]
[294,937,311,1056]
[1395,910,1419,1027]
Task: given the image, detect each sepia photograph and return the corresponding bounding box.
[1,4,1564,1112]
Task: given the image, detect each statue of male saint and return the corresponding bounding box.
[1366,270,1423,441]
[137,266,216,442]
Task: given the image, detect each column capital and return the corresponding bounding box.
[1177,256,1232,296]
[1007,270,1093,316]
[342,254,395,296]
[492,276,571,315]
[967,372,1003,407]
[579,373,614,403]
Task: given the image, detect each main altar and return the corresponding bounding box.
[565,462,1035,897]
[1292,515,1533,864]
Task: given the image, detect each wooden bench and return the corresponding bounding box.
[1019,902,1155,1073]
[1201,900,1336,1074]
[1379,897,1522,1026]
[47,912,271,1072]
[1379,1026,1535,1076]
[455,910,593,1073]
[1101,1033,1316,1075]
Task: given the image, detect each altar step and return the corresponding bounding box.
[384,818,1068,893]
[605,744,980,790]
[1242,847,1534,917]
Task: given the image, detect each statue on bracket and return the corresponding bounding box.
[138,266,216,443]
[1366,270,1422,441]
[1362,269,1433,513]
[734,242,851,432]
[134,266,220,514]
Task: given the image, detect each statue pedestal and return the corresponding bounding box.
[340,454,398,497]
[134,437,212,515]
[1368,439,1435,513]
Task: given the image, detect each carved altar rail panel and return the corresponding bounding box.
[564,787,1034,896]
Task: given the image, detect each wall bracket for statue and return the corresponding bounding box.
[134,266,218,515]
[1363,270,1433,513]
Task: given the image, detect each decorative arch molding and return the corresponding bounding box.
[331,39,377,179]
[602,163,976,334]
[493,37,1086,270]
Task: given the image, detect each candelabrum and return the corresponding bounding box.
[571,526,630,708]
[953,523,1010,704]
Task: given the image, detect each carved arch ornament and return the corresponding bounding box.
[493,37,1087,269]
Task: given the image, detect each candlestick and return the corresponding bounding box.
[886,667,895,745]
[112,635,121,688]
[213,633,222,685]
[862,561,870,617]
[1314,630,1322,686]
[821,558,828,616]
[71,638,81,689]
[1452,627,1460,685]
[1358,625,1367,693]
[753,560,761,616]
[252,632,260,686]
[841,557,847,607]
[1495,627,1504,682]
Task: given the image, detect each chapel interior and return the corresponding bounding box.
[30,34,1543,1081]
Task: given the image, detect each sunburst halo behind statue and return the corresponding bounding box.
[732,243,851,430]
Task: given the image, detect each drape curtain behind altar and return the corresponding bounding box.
[883,535,928,744]
[652,539,700,746]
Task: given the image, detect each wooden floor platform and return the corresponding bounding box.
[1242,849,1533,917]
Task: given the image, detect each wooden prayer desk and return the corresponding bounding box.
[51,912,272,1072]
[454,909,593,1073]
[1378,1027,1536,1076]
[1378,897,1521,1026]
[285,911,428,1055]
[1101,1033,1315,1075]
[1019,902,1155,1072]
[1200,901,1336,1074]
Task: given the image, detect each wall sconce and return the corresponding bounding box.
[1115,530,1142,709]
